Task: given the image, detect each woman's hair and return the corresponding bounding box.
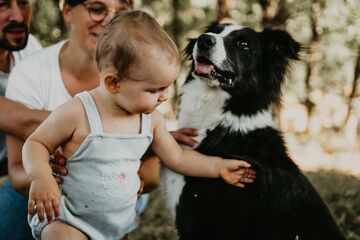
[61,0,133,9]
[95,10,179,78]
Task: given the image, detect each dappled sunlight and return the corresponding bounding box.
[280,93,309,133]
[287,133,360,176]
[280,91,360,177]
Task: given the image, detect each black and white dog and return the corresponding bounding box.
[161,23,346,240]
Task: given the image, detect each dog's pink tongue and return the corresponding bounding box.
[195,63,214,74]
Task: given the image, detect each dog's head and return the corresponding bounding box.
[185,22,301,115]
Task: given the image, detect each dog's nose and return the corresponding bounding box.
[198,34,216,50]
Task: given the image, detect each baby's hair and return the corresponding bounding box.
[60,0,133,9]
[95,10,180,78]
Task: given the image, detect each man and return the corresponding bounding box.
[0,1,44,239]
[0,0,43,176]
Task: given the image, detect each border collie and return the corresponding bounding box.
[161,22,346,240]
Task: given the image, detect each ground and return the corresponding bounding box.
[130,170,360,240]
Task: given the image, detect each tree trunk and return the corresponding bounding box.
[343,47,360,124]
[259,0,289,29]
[217,0,231,22]
[55,0,67,37]
[302,0,320,131]
[41,0,64,32]
[170,0,181,116]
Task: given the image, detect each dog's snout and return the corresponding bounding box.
[198,34,216,50]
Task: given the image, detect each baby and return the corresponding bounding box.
[23,10,256,240]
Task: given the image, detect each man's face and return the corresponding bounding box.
[0,0,31,51]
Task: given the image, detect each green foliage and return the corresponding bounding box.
[31,0,65,47]
[286,0,360,93]
[31,0,360,95]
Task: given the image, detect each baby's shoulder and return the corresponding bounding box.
[52,97,85,119]
[150,110,168,133]
[150,110,166,123]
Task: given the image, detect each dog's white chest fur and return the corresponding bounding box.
[161,78,276,217]
[161,78,229,217]
[178,78,231,141]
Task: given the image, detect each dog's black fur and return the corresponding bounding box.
[163,22,346,240]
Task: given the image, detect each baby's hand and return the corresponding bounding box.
[219,160,256,187]
[28,176,61,223]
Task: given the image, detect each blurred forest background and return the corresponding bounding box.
[31,0,360,239]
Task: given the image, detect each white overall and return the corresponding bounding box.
[29,91,153,240]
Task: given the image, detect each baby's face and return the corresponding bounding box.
[115,48,179,114]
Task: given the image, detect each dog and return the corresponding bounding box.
[161,22,346,240]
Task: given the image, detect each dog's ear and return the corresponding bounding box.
[184,38,197,61]
[261,28,301,62]
[260,29,301,103]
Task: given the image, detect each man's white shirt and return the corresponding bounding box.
[0,34,42,163]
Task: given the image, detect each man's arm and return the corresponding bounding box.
[8,98,81,195]
[0,96,49,140]
[6,134,30,194]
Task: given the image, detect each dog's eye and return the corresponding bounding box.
[237,41,250,51]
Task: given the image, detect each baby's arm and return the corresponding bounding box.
[151,111,255,187]
[22,99,82,222]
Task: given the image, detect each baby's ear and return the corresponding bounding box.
[104,74,120,93]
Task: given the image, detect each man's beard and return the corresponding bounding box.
[0,21,29,51]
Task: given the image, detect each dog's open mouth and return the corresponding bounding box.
[194,56,235,87]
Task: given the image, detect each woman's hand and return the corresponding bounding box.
[49,150,67,184]
[170,128,198,147]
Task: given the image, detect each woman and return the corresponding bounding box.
[3,1,197,239]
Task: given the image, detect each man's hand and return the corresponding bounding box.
[49,150,67,184]
[170,128,198,147]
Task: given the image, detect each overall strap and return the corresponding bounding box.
[141,113,152,135]
[76,91,103,134]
